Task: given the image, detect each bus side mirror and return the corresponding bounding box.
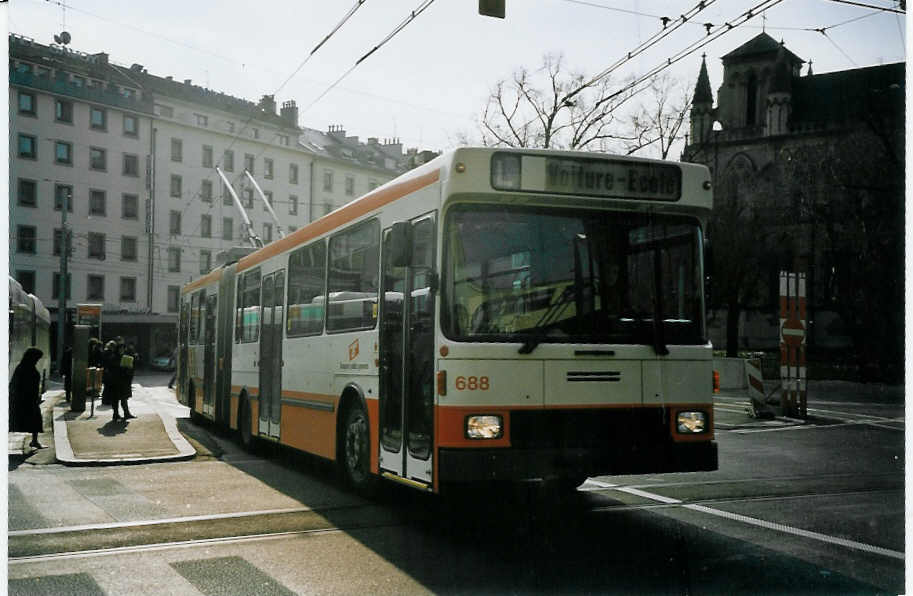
[389,221,413,267]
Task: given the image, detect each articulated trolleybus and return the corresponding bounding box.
[178,147,717,494]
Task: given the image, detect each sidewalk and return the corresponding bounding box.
[9,382,195,465]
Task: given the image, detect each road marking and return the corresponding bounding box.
[585,482,903,560]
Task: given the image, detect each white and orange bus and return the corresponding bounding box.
[177,147,717,493]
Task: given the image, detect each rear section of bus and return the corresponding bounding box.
[434,149,717,486]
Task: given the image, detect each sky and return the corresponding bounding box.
[3,0,908,153]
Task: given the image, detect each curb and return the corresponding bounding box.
[53,406,196,466]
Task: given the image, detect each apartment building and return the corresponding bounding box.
[9,33,425,366]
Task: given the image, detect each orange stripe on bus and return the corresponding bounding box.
[236,168,440,273]
[182,268,223,294]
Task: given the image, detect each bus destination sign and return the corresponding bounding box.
[544,157,681,200]
[490,153,682,201]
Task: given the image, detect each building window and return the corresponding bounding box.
[120,277,137,302]
[202,145,213,167]
[121,236,138,261]
[170,174,182,198]
[122,194,139,219]
[167,286,180,312]
[195,113,208,127]
[16,271,36,295]
[156,104,174,118]
[87,275,105,301]
[90,106,106,130]
[263,191,273,211]
[18,179,37,207]
[369,181,379,191]
[55,99,73,123]
[201,214,212,238]
[243,188,254,209]
[53,228,72,256]
[244,153,255,174]
[223,184,234,206]
[18,91,36,115]
[171,138,183,162]
[17,225,37,254]
[14,62,31,74]
[123,153,139,176]
[289,195,298,215]
[168,247,181,272]
[169,210,182,235]
[263,223,273,243]
[288,226,297,233]
[88,232,106,260]
[279,135,289,146]
[264,158,274,179]
[201,179,213,202]
[55,141,73,165]
[200,250,212,274]
[227,121,235,134]
[323,170,333,192]
[251,128,259,139]
[222,217,233,241]
[72,75,85,88]
[224,150,234,171]
[289,163,299,184]
[53,273,72,300]
[123,114,138,137]
[55,184,74,212]
[345,176,355,197]
[89,147,107,171]
[89,189,106,216]
[18,134,37,159]
[36,65,51,78]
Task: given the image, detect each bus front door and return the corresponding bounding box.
[203,294,217,417]
[258,271,284,439]
[379,216,435,487]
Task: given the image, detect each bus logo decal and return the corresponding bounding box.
[348,339,359,361]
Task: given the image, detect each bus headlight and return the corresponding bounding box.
[466,415,503,439]
[676,411,708,434]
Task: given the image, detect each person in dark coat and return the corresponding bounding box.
[119,344,137,419]
[101,340,123,420]
[9,347,45,448]
[88,338,104,368]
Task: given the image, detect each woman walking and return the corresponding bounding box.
[9,347,45,448]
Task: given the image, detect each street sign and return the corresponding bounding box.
[76,303,102,338]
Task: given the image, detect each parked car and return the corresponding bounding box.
[150,354,175,371]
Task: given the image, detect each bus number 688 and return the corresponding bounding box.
[455,376,489,391]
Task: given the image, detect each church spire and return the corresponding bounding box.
[694,53,713,105]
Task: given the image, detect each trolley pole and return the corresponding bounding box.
[56,191,70,378]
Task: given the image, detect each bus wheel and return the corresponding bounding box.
[238,396,254,452]
[340,404,375,493]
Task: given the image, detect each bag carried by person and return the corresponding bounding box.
[120,354,134,369]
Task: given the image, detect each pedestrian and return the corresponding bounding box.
[61,344,73,402]
[101,340,124,421]
[119,343,137,420]
[88,337,104,368]
[167,346,177,389]
[9,347,45,448]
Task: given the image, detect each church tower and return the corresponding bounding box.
[766,44,793,136]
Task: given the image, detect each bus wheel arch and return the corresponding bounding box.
[337,385,376,493]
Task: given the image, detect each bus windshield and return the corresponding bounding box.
[444,204,705,350]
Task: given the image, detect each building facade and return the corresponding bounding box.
[9,33,433,367]
[682,33,904,379]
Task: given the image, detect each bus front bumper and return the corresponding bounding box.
[438,441,718,483]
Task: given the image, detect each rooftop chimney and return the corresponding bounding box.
[259,94,277,115]
[280,100,298,127]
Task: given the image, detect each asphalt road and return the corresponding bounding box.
[7,375,905,595]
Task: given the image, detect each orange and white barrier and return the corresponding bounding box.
[779,271,807,418]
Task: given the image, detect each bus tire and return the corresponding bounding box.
[238,394,254,452]
[339,403,376,494]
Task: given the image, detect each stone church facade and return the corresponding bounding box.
[682,33,904,380]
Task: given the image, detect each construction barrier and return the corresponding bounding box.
[780,271,807,418]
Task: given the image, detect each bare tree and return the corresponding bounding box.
[622,74,692,159]
[475,53,690,156]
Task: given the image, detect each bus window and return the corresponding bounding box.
[327,219,379,332]
[287,241,327,337]
[238,269,261,342]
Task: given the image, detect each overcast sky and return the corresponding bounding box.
[4,1,907,153]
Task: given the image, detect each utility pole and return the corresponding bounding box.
[56,189,70,377]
